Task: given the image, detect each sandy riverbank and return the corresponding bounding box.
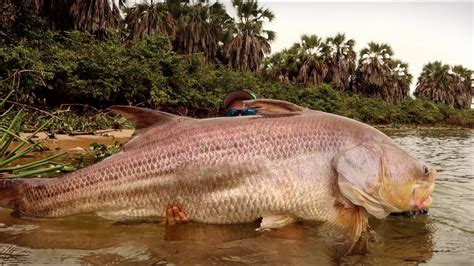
[20,129,135,150]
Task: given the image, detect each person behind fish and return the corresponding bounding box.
[164,89,258,225]
[222,89,258,117]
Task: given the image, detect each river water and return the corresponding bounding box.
[0,130,472,264]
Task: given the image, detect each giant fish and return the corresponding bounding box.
[0,99,435,247]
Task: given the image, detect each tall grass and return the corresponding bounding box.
[0,71,70,178]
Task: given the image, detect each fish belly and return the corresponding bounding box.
[97,154,340,225]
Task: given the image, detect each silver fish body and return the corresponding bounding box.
[11,112,379,219]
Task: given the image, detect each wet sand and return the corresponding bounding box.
[20,129,135,151]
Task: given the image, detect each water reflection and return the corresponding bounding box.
[343,216,434,264]
[0,212,336,264]
[0,129,472,264]
[0,209,436,264]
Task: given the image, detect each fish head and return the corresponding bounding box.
[334,142,435,219]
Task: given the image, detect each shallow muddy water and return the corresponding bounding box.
[0,130,472,265]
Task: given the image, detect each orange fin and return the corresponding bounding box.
[319,206,368,255]
[242,99,308,117]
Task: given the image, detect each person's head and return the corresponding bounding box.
[223,89,258,117]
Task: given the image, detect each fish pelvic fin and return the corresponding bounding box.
[242,99,308,117]
[257,215,296,231]
[320,204,368,255]
[0,178,25,210]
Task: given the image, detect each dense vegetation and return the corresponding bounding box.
[0,0,473,130]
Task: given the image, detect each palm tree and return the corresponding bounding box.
[388,59,412,103]
[450,65,472,109]
[4,0,122,33]
[2,0,71,30]
[262,47,304,84]
[414,61,453,105]
[324,33,356,91]
[262,49,290,83]
[69,0,122,34]
[415,62,472,108]
[224,0,275,72]
[261,34,330,86]
[173,1,233,62]
[293,34,330,86]
[207,1,234,63]
[124,2,175,41]
[353,42,394,100]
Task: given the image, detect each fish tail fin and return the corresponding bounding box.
[0,178,25,209]
[319,205,368,255]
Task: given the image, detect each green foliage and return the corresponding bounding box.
[0,27,262,117]
[31,111,133,136]
[89,139,121,163]
[0,3,49,46]
[0,16,472,129]
[74,139,122,169]
[255,83,473,128]
[0,90,71,178]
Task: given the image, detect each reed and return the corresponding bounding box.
[0,86,69,178]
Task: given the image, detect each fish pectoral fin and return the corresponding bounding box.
[257,215,296,231]
[319,206,368,255]
[242,99,308,117]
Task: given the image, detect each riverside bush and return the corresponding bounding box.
[0,20,472,128]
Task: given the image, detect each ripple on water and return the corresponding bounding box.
[389,130,474,263]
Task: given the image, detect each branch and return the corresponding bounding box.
[59,103,101,112]
[3,100,62,120]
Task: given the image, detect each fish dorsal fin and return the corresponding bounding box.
[110,105,184,130]
[242,99,308,117]
[109,106,191,145]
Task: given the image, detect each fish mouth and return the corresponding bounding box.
[410,182,435,210]
[410,168,436,210]
[338,173,435,219]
